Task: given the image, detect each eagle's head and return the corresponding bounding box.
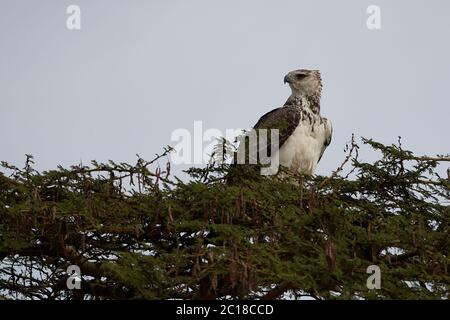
[284,69,322,97]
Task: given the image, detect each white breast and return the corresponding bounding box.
[277,115,330,175]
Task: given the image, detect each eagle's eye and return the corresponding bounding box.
[295,74,307,80]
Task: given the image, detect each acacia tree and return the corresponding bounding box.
[0,138,449,300]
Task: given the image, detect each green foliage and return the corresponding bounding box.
[0,139,449,300]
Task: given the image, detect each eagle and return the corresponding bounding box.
[248,69,332,175]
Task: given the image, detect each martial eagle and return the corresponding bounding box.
[250,69,332,175]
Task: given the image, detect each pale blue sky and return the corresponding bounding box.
[1,0,449,178]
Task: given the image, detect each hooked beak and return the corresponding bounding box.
[284,75,291,84]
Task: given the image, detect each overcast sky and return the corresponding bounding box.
[1,0,449,179]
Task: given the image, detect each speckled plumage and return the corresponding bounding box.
[254,69,332,175]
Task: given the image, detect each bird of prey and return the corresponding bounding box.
[251,69,332,175]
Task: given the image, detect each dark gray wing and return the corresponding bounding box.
[234,106,301,165]
[232,106,301,164]
[253,105,301,149]
[317,118,333,163]
[231,105,301,172]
